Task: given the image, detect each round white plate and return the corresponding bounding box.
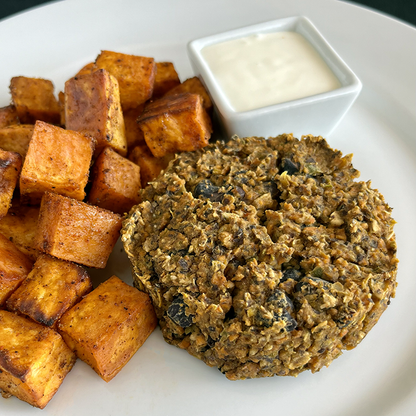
[1,1,415,415]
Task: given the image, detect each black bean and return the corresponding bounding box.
[254,311,274,328]
[234,171,249,184]
[263,180,279,199]
[264,289,298,332]
[334,306,357,328]
[285,295,294,311]
[295,280,310,294]
[167,294,194,328]
[233,228,244,246]
[356,253,365,263]
[235,186,245,198]
[213,245,226,256]
[274,310,297,332]
[206,336,216,348]
[280,158,300,175]
[267,288,291,308]
[193,179,222,202]
[369,239,378,248]
[294,276,331,295]
[178,258,189,271]
[255,308,297,331]
[280,268,302,283]
[236,176,248,184]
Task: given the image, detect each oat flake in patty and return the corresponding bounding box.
[121,134,398,380]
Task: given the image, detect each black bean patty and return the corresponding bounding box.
[121,134,398,380]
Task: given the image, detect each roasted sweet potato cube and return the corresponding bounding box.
[58,275,157,382]
[65,68,127,157]
[123,104,146,150]
[36,192,122,268]
[0,124,34,160]
[20,120,95,205]
[95,50,156,110]
[9,76,60,125]
[128,144,174,188]
[88,147,141,214]
[137,92,212,158]
[164,76,213,113]
[0,149,22,218]
[0,200,40,260]
[0,233,33,307]
[152,62,181,99]
[58,91,65,126]
[6,254,92,328]
[0,310,76,409]
[76,62,97,76]
[0,105,19,128]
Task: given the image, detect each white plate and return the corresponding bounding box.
[1,1,415,415]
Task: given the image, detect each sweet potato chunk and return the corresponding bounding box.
[123,104,146,150]
[0,149,22,218]
[9,77,60,125]
[35,192,122,268]
[58,91,65,126]
[129,144,174,188]
[95,50,156,110]
[0,310,76,409]
[65,68,127,157]
[88,147,141,214]
[76,62,97,76]
[20,120,95,205]
[0,200,40,260]
[58,275,157,382]
[152,62,180,99]
[0,233,34,307]
[0,124,34,160]
[137,92,212,158]
[164,76,213,113]
[6,254,92,328]
[0,105,19,128]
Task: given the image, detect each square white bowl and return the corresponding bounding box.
[187,16,362,139]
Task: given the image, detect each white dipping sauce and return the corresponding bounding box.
[201,31,341,112]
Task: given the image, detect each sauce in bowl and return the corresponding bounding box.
[201,31,341,112]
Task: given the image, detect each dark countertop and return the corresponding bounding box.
[349,0,415,26]
[0,0,415,26]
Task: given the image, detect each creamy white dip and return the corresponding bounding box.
[201,31,341,112]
